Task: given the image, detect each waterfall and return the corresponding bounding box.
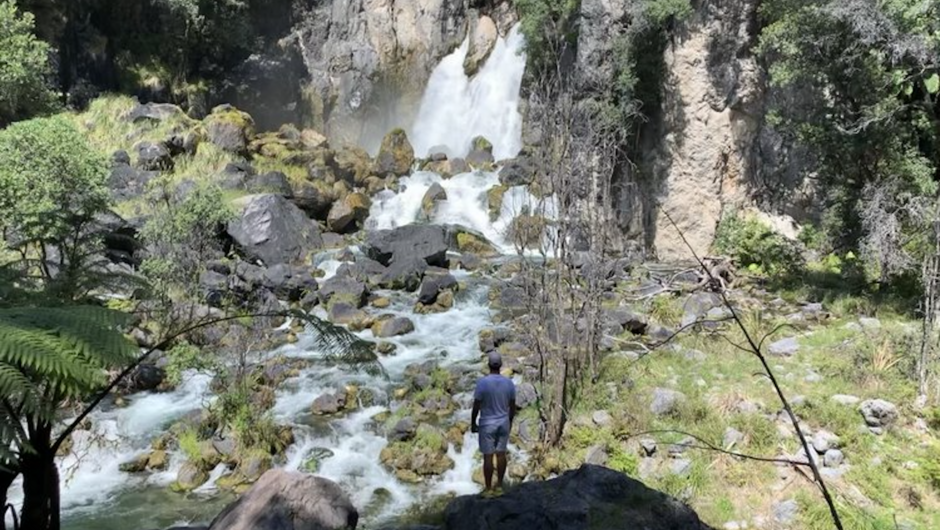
[409,26,526,160]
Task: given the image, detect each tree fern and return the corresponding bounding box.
[0,305,136,443]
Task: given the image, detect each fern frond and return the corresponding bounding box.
[287,310,386,378]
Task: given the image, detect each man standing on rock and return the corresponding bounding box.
[471,352,516,495]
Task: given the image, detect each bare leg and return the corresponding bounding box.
[496,452,508,489]
[483,453,494,490]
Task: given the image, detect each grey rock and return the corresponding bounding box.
[247,171,293,197]
[772,499,798,525]
[125,102,184,123]
[859,317,881,330]
[669,459,692,477]
[515,382,537,409]
[681,292,722,326]
[591,410,613,427]
[208,469,358,530]
[312,392,346,415]
[605,308,648,335]
[109,162,158,200]
[584,444,608,466]
[420,182,447,219]
[859,399,899,428]
[650,388,685,416]
[319,276,369,308]
[498,157,536,186]
[417,268,458,305]
[227,194,323,266]
[812,430,839,453]
[134,141,173,171]
[122,363,165,393]
[443,465,709,530]
[389,418,417,442]
[768,337,800,357]
[373,316,416,338]
[722,427,744,448]
[365,225,448,267]
[377,255,428,291]
[823,449,844,468]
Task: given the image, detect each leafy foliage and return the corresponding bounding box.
[0,115,110,247]
[0,0,57,124]
[758,0,939,280]
[0,305,137,462]
[714,212,805,276]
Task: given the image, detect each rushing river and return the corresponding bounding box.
[7,24,533,530]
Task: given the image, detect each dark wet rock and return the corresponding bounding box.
[247,171,293,197]
[420,182,447,220]
[204,105,254,155]
[208,469,358,530]
[319,276,369,308]
[134,141,173,171]
[372,315,416,338]
[109,162,158,200]
[365,225,448,268]
[417,268,458,305]
[605,308,648,335]
[377,255,428,292]
[444,465,711,530]
[312,392,347,415]
[227,194,323,266]
[498,156,536,186]
[327,302,373,331]
[121,363,165,393]
[327,192,371,233]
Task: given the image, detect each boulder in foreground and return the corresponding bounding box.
[444,464,711,530]
[209,469,358,530]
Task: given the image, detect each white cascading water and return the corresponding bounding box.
[409,26,526,160]
[17,23,538,530]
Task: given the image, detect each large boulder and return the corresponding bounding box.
[373,129,415,176]
[333,146,374,185]
[227,194,323,266]
[109,158,158,200]
[371,315,416,338]
[365,225,448,268]
[420,183,447,220]
[247,171,293,197]
[444,465,710,530]
[204,105,255,154]
[208,469,358,530]
[445,225,500,257]
[498,157,536,187]
[859,399,899,428]
[327,192,371,233]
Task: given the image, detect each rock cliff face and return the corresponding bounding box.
[573,0,791,260]
[296,0,515,151]
[649,0,764,260]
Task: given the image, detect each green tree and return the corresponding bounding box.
[0,0,57,124]
[759,0,939,278]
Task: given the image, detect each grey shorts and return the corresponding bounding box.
[478,421,510,455]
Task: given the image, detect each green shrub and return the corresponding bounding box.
[0,0,57,124]
[713,212,804,276]
[164,341,215,386]
[177,428,203,464]
[0,114,109,247]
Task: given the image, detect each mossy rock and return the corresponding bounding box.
[332,145,374,184]
[456,231,499,257]
[119,454,150,473]
[487,185,508,221]
[147,450,169,470]
[204,105,255,154]
[472,135,493,153]
[380,424,454,476]
[302,447,335,473]
[374,128,415,176]
[171,461,209,492]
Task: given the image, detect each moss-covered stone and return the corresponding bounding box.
[332,145,374,185]
[472,135,493,153]
[508,214,547,249]
[380,423,454,477]
[456,231,500,257]
[204,105,254,154]
[487,185,508,221]
[374,128,415,176]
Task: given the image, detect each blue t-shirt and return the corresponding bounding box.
[474,374,516,427]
